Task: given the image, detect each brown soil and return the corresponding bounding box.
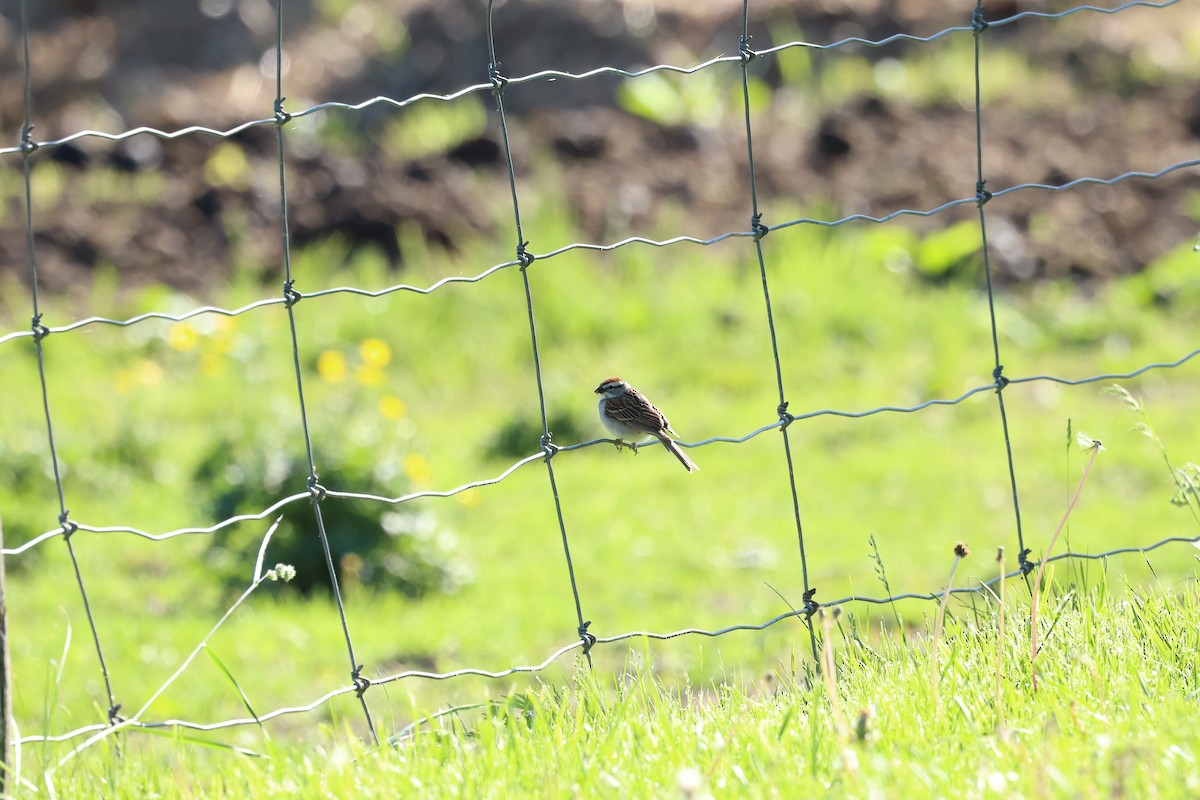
[2,0,1197,298]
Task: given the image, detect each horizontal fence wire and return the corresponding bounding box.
[4,0,1199,765]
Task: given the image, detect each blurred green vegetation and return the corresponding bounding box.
[616,14,1200,133]
[2,181,1198,753]
[380,96,489,160]
[0,7,1198,772]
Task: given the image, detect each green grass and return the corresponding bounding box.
[21,582,1200,797]
[2,15,1200,792]
[2,195,1199,792]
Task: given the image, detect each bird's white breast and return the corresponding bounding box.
[598,397,631,437]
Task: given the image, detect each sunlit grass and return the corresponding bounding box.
[20,583,1200,797]
[1,1,1197,793]
[3,191,1199,759]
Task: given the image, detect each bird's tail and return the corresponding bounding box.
[661,436,699,473]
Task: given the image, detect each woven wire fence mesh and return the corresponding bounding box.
[2,0,1199,768]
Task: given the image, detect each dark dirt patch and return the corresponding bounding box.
[1,0,1196,299]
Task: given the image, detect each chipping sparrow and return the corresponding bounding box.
[595,377,699,473]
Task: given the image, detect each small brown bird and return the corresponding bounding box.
[594,377,698,473]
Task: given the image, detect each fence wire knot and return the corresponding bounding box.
[351,665,371,698]
[516,241,535,270]
[58,510,78,540]
[306,475,327,502]
[976,179,993,206]
[578,620,597,654]
[540,432,559,462]
[992,364,1009,391]
[19,123,38,154]
[972,7,990,34]
[777,401,794,428]
[283,280,302,307]
[488,62,508,95]
[274,97,292,125]
[751,214,769,240]
[107,704,124,725]
[802,587,819,619]
[739,35,757,64]
[31,313,50,341]
[1017,548,1034,575]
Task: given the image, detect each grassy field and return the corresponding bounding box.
[23,584,1200,797]
[2,191,1199,794]
[2,3,1200,794]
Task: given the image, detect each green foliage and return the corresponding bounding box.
[0,432,57,561]
[1115,238,1200,308]
[380,96,489,160]
[1170,463,1200,508]
[913,220,983,281]
[78,169,167,206]
[313,0,409,51]
[204,143,253,191]
[315,0,358,25]
[767,20,812,86]
[197,423,468,599]
[485,410,588,460]
[617,66,731,129]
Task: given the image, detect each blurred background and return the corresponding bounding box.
[0,0,1198,748]
[2,0,1197,291]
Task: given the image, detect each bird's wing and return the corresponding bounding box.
[605,390,671,436]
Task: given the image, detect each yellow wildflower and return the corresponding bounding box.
[167,322,199,352]
[317,350,347,383]
[379,395,407,420]
[403,454,431,487]
[359,338,392,368]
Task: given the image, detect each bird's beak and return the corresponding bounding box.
[594,386,603,394]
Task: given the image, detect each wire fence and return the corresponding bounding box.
[3,0,1199,773]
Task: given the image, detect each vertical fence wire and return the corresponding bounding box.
[271,0,378,743]
[16,0,119,727]
[737,1,821,662]
[485,0,596,666]
[971,1,1030,572]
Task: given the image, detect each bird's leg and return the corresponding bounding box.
[630,442,639,455]
[613,439,625,453]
